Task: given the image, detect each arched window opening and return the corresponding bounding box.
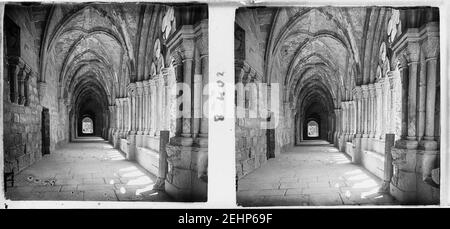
[82,117,94,134]
[307,120,319,137]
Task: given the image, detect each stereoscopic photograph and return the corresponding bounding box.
[2,2,208,202]
[235,6,441,206]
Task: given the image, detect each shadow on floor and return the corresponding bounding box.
[237,144,397,206]
[5,141,173,202]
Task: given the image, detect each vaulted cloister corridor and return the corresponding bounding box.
[6,137,171,201]
[235,6,440,205]
[237,141,396,206]
[3,3,209,202]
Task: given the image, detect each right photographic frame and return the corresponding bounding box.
[235,6,440,206]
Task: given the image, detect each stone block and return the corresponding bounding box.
[390,182,417,203]
[13,113,20,123]
[165,180,191,201]
[416,176,439,204]
[166,145,191,169]
[257,189,286,196]
[391,148,417,172]
[242,158,255,175]
[170,167,192,189]
[394,170,417,191]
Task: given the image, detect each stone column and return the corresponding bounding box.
[123,98,128,134]
[361,85,369,138]
[349,101,353,141]
[117,99,121,134]
[369,84,376,138]
[353,87,361,137]
[181,50,194,139]
[7,57,23,104]
[127,97,132,132]
[122,98,127,132]
[340,102,345,141]
[17,63,26,105]
[155,77,161,136]
[115,98,122,134]
[109,105,116,141]
[136,82,144,135]
[344,101,350,142]
[405,43,420,149]
[198,54,209,146]
[193,72,202,137]
[375,81,383,139]
[352,87,362,164]
[343,102,348,141]
[421,55,438,149]
[352,100,356,140]
[142,80,148,135]
[249,70,258,119]
[128,83,137,134]
[18,66,30,105]
[388,77,395,134]
[150,80,157,136]
[148,80,153,135]
[158,76,165,135]
[334,108,341,149]
[118,99,123,134]
[24,70,33,106]
[381,78,387,139]
[417,58,427,141]
[399,61,408,140]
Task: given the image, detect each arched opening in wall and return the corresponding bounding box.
[307,120,319,138]
[4,15,21,104]
[294,80,335,145]
[81,117,94,135]
[73,91,108,139]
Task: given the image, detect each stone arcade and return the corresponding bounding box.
[2,3,208,201]
[236,7,440,205]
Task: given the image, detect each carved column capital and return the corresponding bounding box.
[149,79,156,87]
[136,81,144,96]
[143,80,150,95]
[127,82,136,96]
[368,84,376,97]
[361,85,369,98]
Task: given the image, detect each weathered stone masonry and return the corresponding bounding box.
[2,3,208,202]
[235,7,440,204]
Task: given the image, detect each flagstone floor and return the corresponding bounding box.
[237,140,397,206]
[5,137,171,202]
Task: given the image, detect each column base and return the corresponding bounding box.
[395,139,418,149]
[338,134,346,152]
[419,139,438,150]
[196,136,208,147]
[390,146,440,204]
[170,136,194,146]
[165,144,208,202]
[154,177,166,191]
[352,137,362,164]
[379,181,390,194]
[127,134,136,161]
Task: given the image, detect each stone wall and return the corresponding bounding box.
[236,119,267,178]
[235,10,273,178]
[3,63,41,174]
[3,9,43,173]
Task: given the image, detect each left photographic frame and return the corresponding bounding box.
[1,2,209,203]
